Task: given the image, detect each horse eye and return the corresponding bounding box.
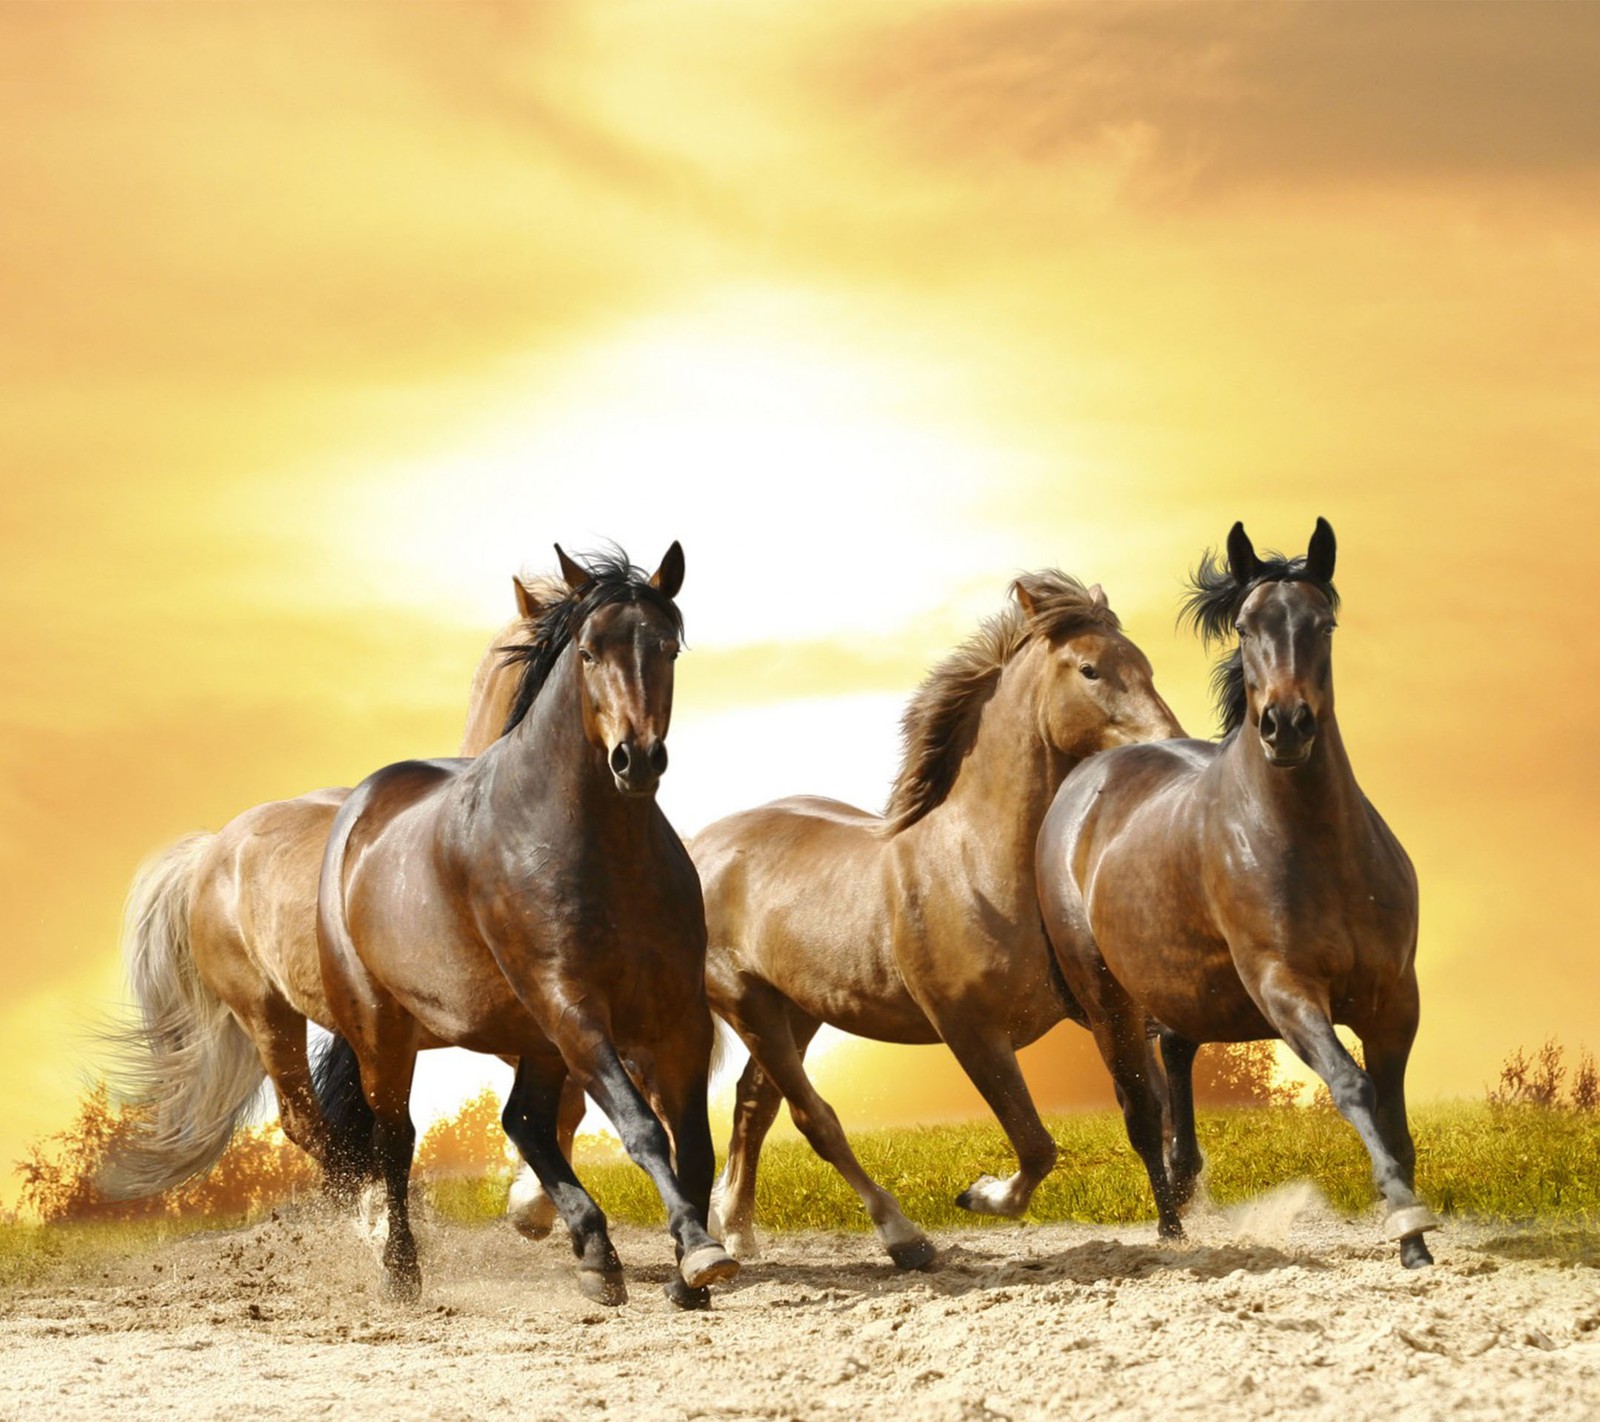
[1235,624,1248,640]
[1323,624,1336,638]
[578,648,596,666]
[1079,664,1099,681]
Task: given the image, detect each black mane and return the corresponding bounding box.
[1180,546,1339,738]
[497,546,684,735]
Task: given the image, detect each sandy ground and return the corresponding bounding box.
[3,1188,1598,1422]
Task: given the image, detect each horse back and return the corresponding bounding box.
[190,787,351,1026]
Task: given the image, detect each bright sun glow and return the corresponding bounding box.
[322,288,1049,642]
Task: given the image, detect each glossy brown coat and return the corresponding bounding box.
[696,573,1182,1267]
[1036,520,1438,1268]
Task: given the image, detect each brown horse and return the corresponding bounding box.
[98,573,551,1204]
[690,572,1182,1268]
[1036,519,1439,1268]
[314,544,739,1305]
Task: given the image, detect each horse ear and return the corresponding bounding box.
[1226,522,1262,585]
[649,540,685,599]
[554,544,592,593]
[1305,516,1337,584]
[1087,582,1108,611]
[1012,578,1039,620]
[512,576,540,620]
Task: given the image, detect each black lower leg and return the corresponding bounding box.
[372,1114,420,1301]
[502,1064,624,1303]
[1159,1032,1204,1206]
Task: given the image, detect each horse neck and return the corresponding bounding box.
[477,650,620,835]
[1224,707,1366,837]
[918,644,1068,864]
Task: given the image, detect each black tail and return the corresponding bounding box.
[310,1031,375,1198]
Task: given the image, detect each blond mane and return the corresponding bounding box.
[880,571,1120,834]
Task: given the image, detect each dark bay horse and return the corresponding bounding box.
[314,544,738,1305]
[1036,519,1439,1268]
[690,573,1182,1268]
[98,573,554,1204]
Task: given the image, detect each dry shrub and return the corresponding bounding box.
[14,1082,316,1224]
[414,1087,516,1179]
[1191,1040,1301,1108]
[1572,1051,1599,1112]
[1489,1039,1598,1111]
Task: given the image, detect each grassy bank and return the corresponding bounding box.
[525,1102,1600,1233]
[9,1103,1596,1280]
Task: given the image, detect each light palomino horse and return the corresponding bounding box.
[100,573,550,1204]
[1036,520,1439,1268]
[692,572,1182,1268]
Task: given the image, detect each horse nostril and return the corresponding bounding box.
[610,744,630,776]
[648,742,668,775]
[1292,704,1316,737]
[1260,707,1278,743]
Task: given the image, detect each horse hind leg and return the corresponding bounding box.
[506,1073,586,1241]
[728,988,935,1271]
[501,1055,630,1305]
[711,1009,819,1261]
[1158,1030,1205,1210]
[1088,995,1185,1239]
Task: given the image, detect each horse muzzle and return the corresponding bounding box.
[608,737,669,796]
[1259,700,1316,768]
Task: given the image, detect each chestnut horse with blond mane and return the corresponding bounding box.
[688,572,1182,1268]
[1037,520,1438,1268]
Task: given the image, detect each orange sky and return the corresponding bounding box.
[3,2,1599,1195]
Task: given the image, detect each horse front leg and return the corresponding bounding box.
[1358,980,1434,1268]
[929,1019,1059,1222]
[1256,967,1438,1267]
[558,1021,739,1296]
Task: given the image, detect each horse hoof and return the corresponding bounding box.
[887,1235,939,1271]
[1157,1220,1186,1242]
[577,1269,628,1306]
[663,1277,712,1311]
[680,1244,740,1290]
[722,1227,761,1262]
[383,1265,422,1304]
[1385,1205,1441,1240]
[1400,1233,1435,1270]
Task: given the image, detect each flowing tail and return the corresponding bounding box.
[98,833,266,1199]
[310,1030,375,1193]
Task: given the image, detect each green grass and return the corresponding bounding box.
[0,1215,228,1289]
[9,1104,1597,1281]
[555,1102,1600,1233]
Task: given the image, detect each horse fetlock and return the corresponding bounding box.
[955,1173,1025,1217]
